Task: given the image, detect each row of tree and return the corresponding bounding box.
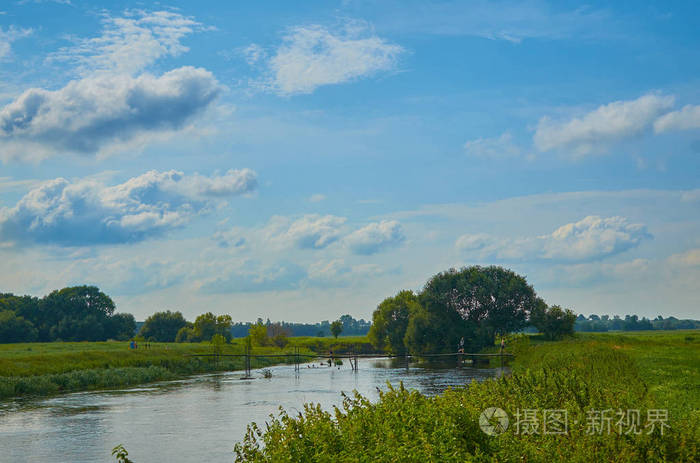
[229,315,370,338]
[368,266,576,354]
[574,314,699,332]
[0,286,135,343]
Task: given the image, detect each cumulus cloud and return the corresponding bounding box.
[201,261,306,293]
[344,220,405,255]
[307,259,389,287]
[667,248,700,267]
[0,168,257,246]
[0,66,221,160]
[464,132,520,157]
[266,214,347,249]
[252,22,404,95]
[0,26,32,59]
[0,11,218,162]
[654,104,700,133]
[456,215,651,262]
[534,94,675,156]
[48,10,205,76]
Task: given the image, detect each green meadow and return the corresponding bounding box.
[0,336,374,399]
[234,330,699,462]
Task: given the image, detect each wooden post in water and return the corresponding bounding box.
[243,337,252,379]
[294,347,300,374]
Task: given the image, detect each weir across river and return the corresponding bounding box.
[186,348,514,379]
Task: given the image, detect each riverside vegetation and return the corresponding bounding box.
[0,336,373,399]
[233,330,699,463]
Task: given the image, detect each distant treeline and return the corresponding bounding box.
[0,286,135,343]
[230,315,371,338]
[575,314,699,332]
[2,285,697,344]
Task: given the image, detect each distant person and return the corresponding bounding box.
[129,340,135,350]
[458,337,465,354]
[500,337,505,353]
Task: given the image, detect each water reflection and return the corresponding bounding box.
[0,358,506,463]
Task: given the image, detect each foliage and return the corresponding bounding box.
[112,444,134,463]
[0,286,132,343]
[266,322,290,347]
[330,320,343,339]
[248,320,269,346]
[234,331,700,462]
[0,339,315,399]
[529,301,577,340]
[368,290,419,355]
[575,314,700,332]
[420,266,536,348]
[107,313,137,341]
[230,315,371,338]
[210,333,226,356]
[0,310,38,343]
[139,310,187,342]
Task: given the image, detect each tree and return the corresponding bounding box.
[38,286,116,341]
[193,312,218,341]
[175,324,195,343]
[529,302,576,340]
[0,311,38,343]
[267,322,290,347]
[249,320,268,346]
[139,310,188,342]
[106,313,136,340]
[368,290,420,354]
[417,266,537,352]
[330,320,343,339]
[210,333,227,357]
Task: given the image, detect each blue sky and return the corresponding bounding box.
[0,0,698,321]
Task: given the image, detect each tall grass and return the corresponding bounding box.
[0,341,318,399]
[234,330,699,462]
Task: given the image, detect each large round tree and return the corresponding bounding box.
[418,266,537,351]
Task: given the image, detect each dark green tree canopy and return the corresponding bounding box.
[368,290,420,354]
[139,310,187,342]
[529,301,576,340]
[0,286,131,342]
[420,266,536,346]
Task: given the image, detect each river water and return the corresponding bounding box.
[0,358,506,462]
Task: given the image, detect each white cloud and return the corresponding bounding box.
[344,220,405,255]
[365,1,616,43]
[0,168,256,246]
[0,66,221,161]
[534,94,675,156]
[464,132,520,157]
[307,259,388,287]
[456,215,651,262]
[654,104,700,133]
[266,214,347,249]
[0,26,32,59]
[253,22,404,95]
[681,189,700,202]
[667,248,700,267]
[48,10,206,76]
[309,193,326,203]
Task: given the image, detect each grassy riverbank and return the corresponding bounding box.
[0,336,375,399]
[234,330,699,462]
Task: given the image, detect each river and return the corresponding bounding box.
[0,358,506,462]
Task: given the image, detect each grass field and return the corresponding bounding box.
[234,330,699,462]
[0,335,376,399]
